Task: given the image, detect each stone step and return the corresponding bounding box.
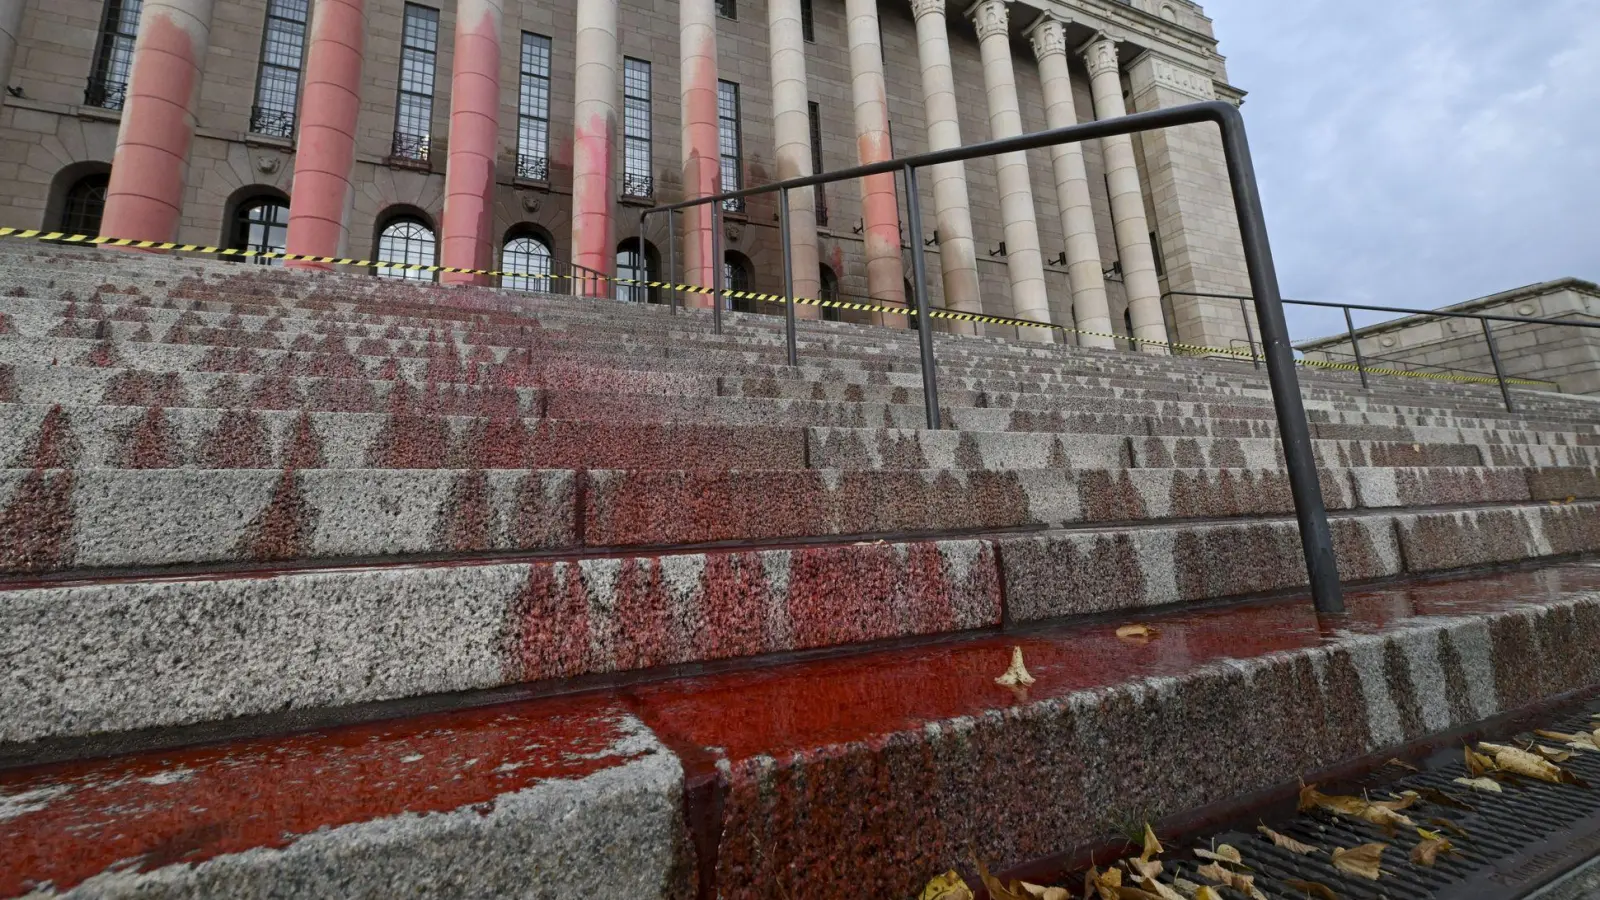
[3,562,1597,898]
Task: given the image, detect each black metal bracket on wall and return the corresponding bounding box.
[642,100,1347,615]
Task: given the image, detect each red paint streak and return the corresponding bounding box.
[0,364,12,403]
[507,563,595,681]
[285,0,365,265]
[0,469,75,573]
[237,467,315,561]
[14,405,79,469]
[118,406,180,469]
[571,111,616,279]
[101,13,201,242]
[0,696,642,896]
[282,410,326,469]
[198,409,271,469]
[440,468,492,551]
[439,3,501,284]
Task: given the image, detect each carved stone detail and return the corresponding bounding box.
[971,0,1008,41]
[1028,16,1067,61]
[1081,34,1119,77]
[910,0,946,22]
[1131,51,1217,100]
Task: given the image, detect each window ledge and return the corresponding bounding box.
[76,105,122,123]
[513,178,551,192]
[384,156,433,173]
[244,133,295,151]
[619,193,655,207]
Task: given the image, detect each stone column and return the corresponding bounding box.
[909,0,981,332]
[570,0,618,288]
[439,0,503,284]
[0,0,25,102]
[680,0,719,303]
[769,0,821,316]
[844,0,904,311]
[99,0,217,242]
[285,0,365,266]
[1028,16,1112,349]
[1082,33,1167,353]
[1127,49,1258,351]
[970,0,1051,340]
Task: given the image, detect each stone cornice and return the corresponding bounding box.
[1016,0,1219,72]
[1127,48,1216,100]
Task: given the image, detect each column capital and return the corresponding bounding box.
[1026,15,1067,61]
[966,0,1007,42]
[1079,32,1120,77]
[909,0,946,22]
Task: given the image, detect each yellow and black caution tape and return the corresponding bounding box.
[0,226,1556,388]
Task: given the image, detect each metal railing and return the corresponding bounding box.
[640,100,1347,614]
[516,154,549,182]
[1167,289,1600,413]
[390,131,430,162]
[249,107,296,139]
[83,78,127,111]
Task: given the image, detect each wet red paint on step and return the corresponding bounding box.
[0,696,642,897]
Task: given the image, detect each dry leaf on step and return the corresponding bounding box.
[1410,837,1453,867]
[1465,746,1496,777]
[1192,845,1242,865]
[1429,817,1469,838]
[1283,880,1339,900]
[1140,823,1164,863]
[1257,825,1318,855]
[1535,729,1599,751]
[1372,792,1418,812]
[1480,742,1587,786]
[1191,888,1222,900]
[1116,623,1159,645]
[1109,887,1162,900]
[1138,876,1185,900]
[975,858,1033,900]
[1537,745,1574,763]
[1299,785,1413,831]
[1195,864,1265,900]
[1019,882,1070,900]
[1453,776,1502,793]
[920,871,974,900]
[994,646,1036,687]
[1415,786,1474,810]
[1127,859,1163,881]
[1330,843,1386,881]
[1385,757,1419,772]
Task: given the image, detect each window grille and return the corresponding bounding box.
[392,4,439,161]
[250,0,307,137]
[86,0,141,110]
[718,80,744,213]
[622,58,653,197]
[517,33,552,180]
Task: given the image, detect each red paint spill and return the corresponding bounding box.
[440,468,492,551]
[237,468,315,561]
[0,469,75,573]
[0,696,643,897]
[198,409,271,469]
[507,563,595,681]
[118,406,180,469]
[13,405,80,469]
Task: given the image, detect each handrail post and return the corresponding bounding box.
[778,188,798,367]
[666,209,678,314]
[1217,105,1344,615]
[1481,317,1515,413]
[1344,307,1369,391]
[904,164,941,430]
[1239,295,1259,370]
[711,201,724,335]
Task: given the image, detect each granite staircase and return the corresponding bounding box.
[2,244,1599,898]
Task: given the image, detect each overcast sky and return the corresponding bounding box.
[1201,0,1600,341]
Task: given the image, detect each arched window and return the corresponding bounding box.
[502,232,553,292]
[376,217,436,280]
[230,197,290,263]
[59,173,110,236]
[617,240,659,304]
[723,251,753,312]
[819,264,841,322]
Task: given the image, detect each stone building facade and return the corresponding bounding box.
[1297,280,1600,397]
[0,0,1260,349]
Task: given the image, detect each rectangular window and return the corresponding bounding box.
[250,0,309,137]
[622,58,653,197]
[717,80,743,213]
[392,3,439,161]
[808,101,827,227]
[517,32,552,181]
[86,0,141,110]
[801,0,814,41]
[715,0,735,19]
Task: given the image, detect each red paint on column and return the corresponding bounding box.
[570,111,616,285]
[101,12,203,243]
[680,38,721,301]
[440,1,502,285]
[285,0,366,267]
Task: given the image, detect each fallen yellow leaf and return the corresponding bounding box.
[1257,824,1317,855]
[1140,823,1164,862]
[975,858,1036,900]
[995,646,1036,687]
[1372,792,1417,812]
[1193,845,1242,865]
[1416,827,1443,841]
[1537,745,1574,763]
[1019,882,1070,900]
[1196,863,1266,899]
[1138,876,1185,900]
[1480,742,1587,785]
[1299,785,1413,831]
[1192,888,1222,900]
[1282,880,1339,900]
[1385,757,1420,772]
[1116,623,1159,644]
[1126,858,1163,881]
[1535,729,1599,751]
[1411,837,1452,867]
[1429,817,1470,839]
[920,871,974,900]
[1330,843,1386,880]
[1465,745,1495,777]
[1453,776,1502,793]
[1415,786,1474,810]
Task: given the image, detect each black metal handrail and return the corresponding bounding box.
[639,99,1346,614]
[84,78,127,110]
[249,106,297,139]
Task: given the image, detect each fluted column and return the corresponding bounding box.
[285,0,365,266]
[0,0,24,104]
[844,0,904,311]
[909,0,981,333]
[99,0,217,242]
[1028,15,1111,348]
[570,0,619,288]
[1082,33,1167,353]
[439,0,503,284]
[768,0,820,316]
[680,0,719,302]
[970,0,1051,340]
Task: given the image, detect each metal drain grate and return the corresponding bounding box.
[1163,701,1600,899]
